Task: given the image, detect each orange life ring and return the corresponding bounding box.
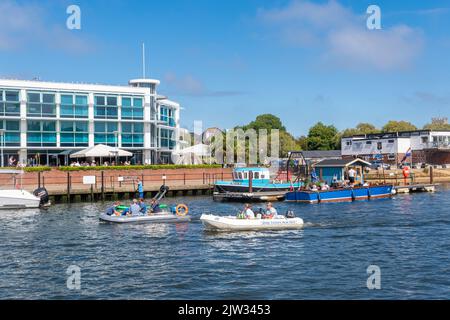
[175,204,189,216]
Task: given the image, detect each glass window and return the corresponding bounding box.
[75,95,88,105]
[42,121,55,132]
[107,97,117,106]
[133,98,143,107]
[28,93,40,103]
[42,94,55,103]
[94,122,106,132]
[122,122,132,132]
[60,122,74,132]
[122,97,132,107]
[5,91,19,101]
[27,121,41,131]
[61,95,73,105]
[95,96,105,105]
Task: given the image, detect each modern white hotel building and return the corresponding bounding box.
[0,78,181,166]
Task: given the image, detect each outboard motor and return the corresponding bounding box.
[285,210,295,219]
[33,187,49,206]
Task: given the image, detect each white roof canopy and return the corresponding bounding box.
[70,144,133,158]
[175,144,211,156]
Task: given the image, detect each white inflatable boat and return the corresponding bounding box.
[200,214,304,231]
[99,212,191,224]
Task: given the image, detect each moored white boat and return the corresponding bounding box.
[200,214,304,231]
[99,212,191,224]
[0,189,42,209]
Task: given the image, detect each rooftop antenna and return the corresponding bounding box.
[142,42,146,79]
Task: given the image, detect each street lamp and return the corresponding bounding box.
[0,129,5,167]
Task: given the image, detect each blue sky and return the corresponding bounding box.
[1,0,450,136]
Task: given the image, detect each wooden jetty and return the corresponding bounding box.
[213,191,286,202]
[394,184,437,194]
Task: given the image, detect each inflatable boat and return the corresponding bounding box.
[99,212,191,224]
[200,214,304,231]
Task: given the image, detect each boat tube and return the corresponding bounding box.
[200,213,304,231]
[99,212,191,224]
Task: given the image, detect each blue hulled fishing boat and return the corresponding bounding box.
[285,158,394,204]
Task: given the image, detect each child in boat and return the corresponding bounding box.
[106,201,121,216]
[139,198,148,215]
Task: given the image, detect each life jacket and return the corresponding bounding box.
[402,166,410,178]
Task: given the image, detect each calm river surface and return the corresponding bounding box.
[0,185,449,299]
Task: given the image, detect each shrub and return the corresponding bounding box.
[57,164,223,171]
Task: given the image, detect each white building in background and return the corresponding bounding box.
[341,130,450,165]
[0,78,181,166]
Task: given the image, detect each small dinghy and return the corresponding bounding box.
[99,185,190,224]
[200,213,304,231]
[99,212,191,224]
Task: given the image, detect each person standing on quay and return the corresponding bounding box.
[136,177,144,199]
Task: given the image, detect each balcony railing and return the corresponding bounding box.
[425,142,450,149]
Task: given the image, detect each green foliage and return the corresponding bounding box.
[243,114,286,132]
[57,164,222,171]
[382,120,417,133]
[22,167,52,172]
[306,122,339,150]
[423,121,450,131]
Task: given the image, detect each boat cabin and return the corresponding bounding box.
[313,158,371,185]
[232,167,271,184]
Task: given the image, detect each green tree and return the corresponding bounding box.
[423,118,450,130]
[382,120,417,132]
[243,114,286,132]
[306,122,339,150]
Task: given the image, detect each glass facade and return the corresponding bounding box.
[94,95,118,119]
[60,121,89,147]
[0,89,21,117]
[94,121,118,146]
[0,120,20,146]
[122,97,144,120]
[160,106,176,127]
[60,94,89,118]
[27,92,56,117]
[121,122,144,147]
[27,120,57,147]
[160,128,175,149]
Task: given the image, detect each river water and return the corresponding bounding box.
[0,185,449,300]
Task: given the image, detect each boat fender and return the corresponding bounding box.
[175,204,189,216]
[33,187,49,206]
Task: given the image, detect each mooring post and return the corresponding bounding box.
[90,184,94,202]
[67,172,71,203]
[430,166,434,184]
[38,171,41,189]
[249,171,253,193]
[101,171,105,201]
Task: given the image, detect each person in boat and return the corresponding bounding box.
[150,198,162,214]
[130,199,142,216]
[244,203,255,219]
[264,202,278,219]
[310,184,318,191]
[139,198,148,215]
[106,201,121,216]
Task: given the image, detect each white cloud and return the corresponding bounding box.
[257,0,424,70]
[0,0,93,53]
